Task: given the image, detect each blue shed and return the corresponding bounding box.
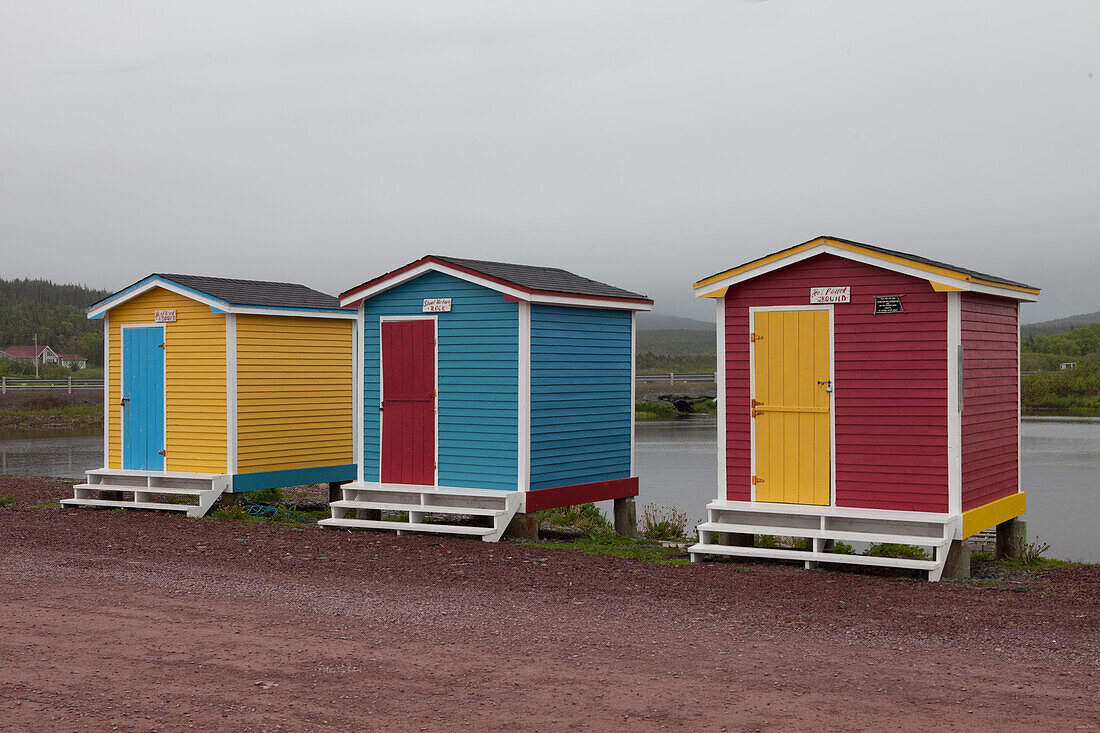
[318,256,653,542]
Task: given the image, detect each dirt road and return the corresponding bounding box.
[1,476,1097,732]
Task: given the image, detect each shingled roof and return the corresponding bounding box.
[341,255,652,307]
[88,273,344,313]
[430,256,648,300]
[153,274,342,310]
[694,235,1039,299]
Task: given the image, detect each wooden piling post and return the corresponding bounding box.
[613,496,638,538]
[941,539,971,580]
[995,518,1027,560]
[504,512,539,540]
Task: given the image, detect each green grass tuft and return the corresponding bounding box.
[639,503,691,542]
[536,502,613,534]
[864,543,928,560]
[536,534,691,565]
[0,493,16,507]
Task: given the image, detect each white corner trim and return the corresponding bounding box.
[102,313,110,465]
[947,291,962,515]
[355,306,365,484]
[518,301,531,491]
[226,314,237,475]
[630,309,637,477]
[715,298,726,501]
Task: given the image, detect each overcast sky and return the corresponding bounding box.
[1,1,1096,322]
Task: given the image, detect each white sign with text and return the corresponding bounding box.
[422,298,452,313]
[154,309,177,323]
[809,287,850,304]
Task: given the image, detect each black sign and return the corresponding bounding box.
[874,295,904,314]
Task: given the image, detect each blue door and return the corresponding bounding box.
[122,327,165,470]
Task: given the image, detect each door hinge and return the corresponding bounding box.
[752,409,763,418]
[751,399,763,408]
[751,475,764,485]
[157,342,166,350]
[158,450,166,457]
[749,332,763,342]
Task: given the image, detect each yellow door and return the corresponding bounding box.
[752,309,831,505]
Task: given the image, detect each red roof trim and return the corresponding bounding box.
[340,256,653,306]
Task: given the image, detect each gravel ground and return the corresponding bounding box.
[1,475,1098,732]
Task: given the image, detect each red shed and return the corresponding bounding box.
[687,236,1039,580]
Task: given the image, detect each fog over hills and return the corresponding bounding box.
[636,313,713,332]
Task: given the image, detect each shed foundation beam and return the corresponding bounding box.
[328,481,346,504]
[941,539,971,580]
[995,518,1027,560]
[715,532,754,547]
[504,512,539,540]
[613,497,637,538]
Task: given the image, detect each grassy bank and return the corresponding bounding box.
[635,399,716,420]
[0,402,103,430]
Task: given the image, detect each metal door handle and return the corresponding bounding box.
[120,397,129,406]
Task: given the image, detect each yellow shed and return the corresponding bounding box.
[61,274,358,516]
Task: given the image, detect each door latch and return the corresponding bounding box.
[120,397,129,406]
[817,380,833,393]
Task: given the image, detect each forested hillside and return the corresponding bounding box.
[1021,322,1100,411]
[0,278,110,367]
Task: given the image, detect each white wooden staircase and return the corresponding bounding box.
[319,483,522,542]
[61,468,230,518]
[689,502,961,581]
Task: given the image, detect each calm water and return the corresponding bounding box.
[2,419,1096,561]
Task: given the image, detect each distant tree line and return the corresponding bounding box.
[0,278,110,367]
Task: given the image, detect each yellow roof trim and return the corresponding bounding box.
[693,237,1041,296]
[698,286,728,298]
[930,281,966,292]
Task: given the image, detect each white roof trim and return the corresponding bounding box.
[695,243,1039,302]
[341,261,652,311]
[87,278,228,319]
[226,305,358,319]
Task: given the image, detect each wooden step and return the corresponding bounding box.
[688,543,939,570]
[329,499,507,517]
[318,517,495,537]
[74,483,208,496]
[87,468,225,481]
[697,522,947,548]
[60,498,193,513]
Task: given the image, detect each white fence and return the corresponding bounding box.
[1,377,103,394]
[635,373,717,384]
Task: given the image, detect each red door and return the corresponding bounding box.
[381,320,436,485]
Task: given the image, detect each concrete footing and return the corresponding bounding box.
[613,497,638,538]
[941,539,971,580]
[504,512,539,540]
[996,518,1027,560]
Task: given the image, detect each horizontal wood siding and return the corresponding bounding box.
[530,305,632,490]
[236,315,354,473]
[724,253,949,512]
[961,294,1019,511]
[361,271,518,490]
[106,287,227,473]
